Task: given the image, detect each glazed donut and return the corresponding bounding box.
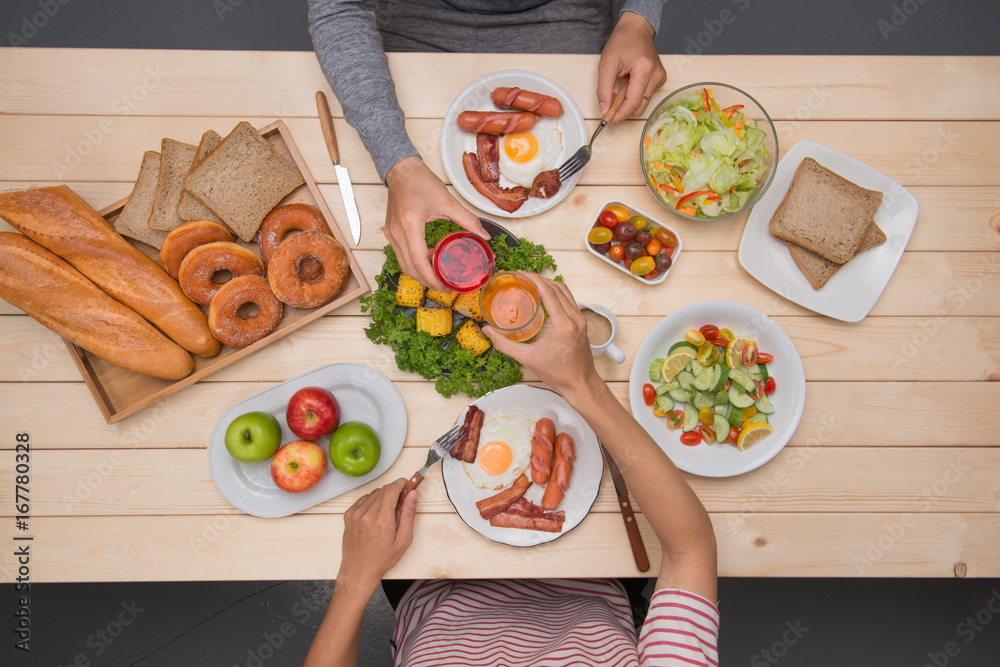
[208,275,282,348]
[159,220,232,278]
[267,231,349,309]
[258,203,331,264]
[178,241,265,306]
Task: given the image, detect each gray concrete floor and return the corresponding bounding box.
[2,0,1000,665]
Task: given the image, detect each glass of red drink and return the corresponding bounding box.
[432,231,495,293]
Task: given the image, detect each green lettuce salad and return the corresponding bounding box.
[643,87,769,217]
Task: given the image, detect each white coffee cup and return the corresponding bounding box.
[576,302,625,364]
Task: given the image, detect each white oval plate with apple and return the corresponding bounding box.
[209,363,407,518]
[441,384,603,547]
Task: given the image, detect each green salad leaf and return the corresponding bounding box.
[359,220,559,398]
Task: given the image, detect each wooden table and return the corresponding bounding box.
[0,49,998,583]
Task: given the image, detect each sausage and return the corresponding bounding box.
[457,111,537,135]
[491,87,564,118]
[531,417,555,485]
[541,432,575,510]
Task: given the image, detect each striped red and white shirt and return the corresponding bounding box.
[392,579,719,666]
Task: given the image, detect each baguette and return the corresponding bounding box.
[0,232,193,380]
[0,185,221,358]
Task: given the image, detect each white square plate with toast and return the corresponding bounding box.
[738,140,919,322]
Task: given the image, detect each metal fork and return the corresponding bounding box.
[396,422,466,508]
[557,83,631,181]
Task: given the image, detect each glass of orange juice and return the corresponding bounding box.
[480,272,544,342]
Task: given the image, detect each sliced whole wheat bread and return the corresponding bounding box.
[176,130,226,226]
[114,151,169,249]
[182,122,305,242]
[769,157,884,264]
[147,138,198,232]
[788,221,887,290]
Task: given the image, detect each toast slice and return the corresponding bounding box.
[176,130,226,226]
[788,222,887,290]
[147,138,198,232]
[182,122,305,242]
[769,157,883,264]
[114,151,169,249]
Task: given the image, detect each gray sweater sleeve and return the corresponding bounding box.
[621,0,664,35]
[308,0,419,182]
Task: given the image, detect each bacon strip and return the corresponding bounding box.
[490,497,565,533]
[541,432,575,510]
[476,474,531,519]
[529,169,561,199]
[476,133,500,183]
[462,152,528,213]
[450,405,483,464]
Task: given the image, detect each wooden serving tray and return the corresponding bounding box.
[64,120,371,424]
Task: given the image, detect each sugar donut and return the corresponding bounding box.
[159,220,232,279]
[178,241,264,306]
[258,203,331,264]
[208,275,282,348]
[267,231,348,309]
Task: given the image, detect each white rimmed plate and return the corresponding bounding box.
[208,363,406,518]
[738,140,919,322]
[441,69,587,218]
[442,384,603,547]
[629,301,806,477]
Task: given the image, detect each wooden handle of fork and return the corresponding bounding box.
[396,470,424,509]
[603,82,631,124]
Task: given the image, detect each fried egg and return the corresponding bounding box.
[498,116,563,188]
[463,413,534,490]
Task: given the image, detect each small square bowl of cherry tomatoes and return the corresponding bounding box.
[585,200,682,284]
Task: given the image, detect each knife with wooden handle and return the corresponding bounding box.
[315,91,362,246]
[601,444,650,572]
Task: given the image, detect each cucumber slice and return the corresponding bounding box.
[759,363,770,383]
[648,358,665,382]
[710,365,729,393]
[713,404,726,416]
[714,390,730,404]
[755,394,775,414]
[655,395,674,414]
[682,403,699,431]
[727,406,744,428]
[693,392,714,410]
[729,384,755,408]
[655,381,679,396]
[692,361,711,378]
[748,412,769,424]
[713,415,729,442]
[668,387,693,403]
[693,365,719,391]
[677,370,696,390]
[746,363,762,378]
[729,368,755,392]
[669,341,698,356]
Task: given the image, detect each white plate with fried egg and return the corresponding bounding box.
[441,69,587,218]
[442,384,604,547]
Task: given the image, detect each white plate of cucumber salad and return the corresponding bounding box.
[629,301,806,477]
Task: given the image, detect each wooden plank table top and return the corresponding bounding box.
[0,49,997,582]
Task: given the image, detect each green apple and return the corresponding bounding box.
[329,421,381,476]
[224,411,282,463]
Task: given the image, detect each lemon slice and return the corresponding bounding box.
[737,422,774,451]
[726,336,746,369]
[661,350,696,381]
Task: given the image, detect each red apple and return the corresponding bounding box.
[270,440,328,493]
[286,386,340,440]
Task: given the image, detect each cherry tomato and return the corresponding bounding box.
[614,221,637,242]
[727,427,740,445]
[630,256,656,276]
[628,214,648,231]
[743,404,757,419]
[643,268,661,281]
[719,328,734,341]
[764,377,776,395]
[698,406,714,426]
[742,340,758,366]
[598,210,618,229]
[750,378,765,401]
[623,256,634,270]
[699,324,720,340]
[656,227,678,247]
[587,227,613,245]
[624,241,645,260]
[724,379,731,391]
[698,425,716,443]
[665,245,675,256]
[609,244,625,262]
[592,242,611,254]
[606,204,630,223]
[667,410,684,430]
[641,247,651,257]
[710,337,729,346]
[680,431,702,446]
[654,251,672,271]
[685,329,706,345]
[642,383,656,406]
[646,239,662,256]
[635,229,653,246]
[757,352,774,364]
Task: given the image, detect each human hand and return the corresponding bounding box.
[597,11,667,123]
[337,478,417,592]
[481,275,602,399]
[384,156,489,291]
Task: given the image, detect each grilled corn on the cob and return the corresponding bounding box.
[416,307,453,337]
[425,289,458,308]
[456,320,491,356]
[394,274,426,308]
[453,290,483,321]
